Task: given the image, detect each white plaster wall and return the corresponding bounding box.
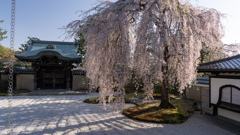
[221,87,231,103]
[200,86,213,115]
[210,78,240,104]
[186,84,209,102]
[232,88,240,104]
[16,74,34,91]
[72,75,88,90]
[1,74,9,81]
[218,108,240,122]
[186,86,201,101]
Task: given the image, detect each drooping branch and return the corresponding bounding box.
[65,0,224,109]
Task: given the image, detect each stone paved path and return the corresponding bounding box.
[0,94,235,135]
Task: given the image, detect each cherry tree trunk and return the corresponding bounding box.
[159,78,175,108]
[159,45,175,108]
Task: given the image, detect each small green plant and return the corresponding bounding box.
[84,91,192,124]
[83,97,99,104]
[0,93,8,96]
[122,98,192,124]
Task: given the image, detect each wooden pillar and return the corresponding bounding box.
[53,71,55,90]
[33,64,38,90]
[66,68,70,90]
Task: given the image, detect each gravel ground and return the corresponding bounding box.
[0,94,235,135]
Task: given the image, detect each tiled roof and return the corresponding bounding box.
[15,40,81,62]
[198,54,240,73]
[196,77,209,84]
[1,68,86,75]
[0,68,8,73]
[0,67,34,74]
[73,69,86,75]
[0,67,87,75]
[15,68,34,74]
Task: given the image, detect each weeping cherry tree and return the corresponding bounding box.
[66,0,224,109]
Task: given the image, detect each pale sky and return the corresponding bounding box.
[189,0,240,45]
[0,0,240,50]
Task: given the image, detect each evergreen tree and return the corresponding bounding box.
[0,20,7,41]
[19,37,40,52]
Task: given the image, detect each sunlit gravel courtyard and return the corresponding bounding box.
[0,94,234,135]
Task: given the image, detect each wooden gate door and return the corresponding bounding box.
[43,70,65,89]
